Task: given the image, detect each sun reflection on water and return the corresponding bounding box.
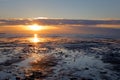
[31,34,40,43]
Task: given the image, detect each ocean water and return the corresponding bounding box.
[0,24,120,80]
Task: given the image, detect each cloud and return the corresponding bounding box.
[0,18,120,29]
[0,19,32,26]
[96,24,120,29]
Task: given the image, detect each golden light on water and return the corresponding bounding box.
[29,34,47,43]
[28,24,43,31]
[31,34,40,43]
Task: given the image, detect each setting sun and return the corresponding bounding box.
[28,24,43,31]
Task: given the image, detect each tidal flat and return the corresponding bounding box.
[0,36,120,80]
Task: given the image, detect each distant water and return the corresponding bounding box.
[0,25,120,39]
[0,32,120,40]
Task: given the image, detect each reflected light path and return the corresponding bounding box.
[30,34,40,43]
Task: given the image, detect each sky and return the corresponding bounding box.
[0,0,120,19]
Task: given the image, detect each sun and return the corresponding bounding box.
[28,24,43,31]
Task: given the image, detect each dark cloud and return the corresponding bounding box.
[0,19,120,26]
[0,19,31,26]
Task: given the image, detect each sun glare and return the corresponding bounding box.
[32,34,40,43]
[28,24,43,31]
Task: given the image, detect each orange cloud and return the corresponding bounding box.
[96,24,120,29]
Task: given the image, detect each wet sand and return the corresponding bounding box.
[0,37,120,80]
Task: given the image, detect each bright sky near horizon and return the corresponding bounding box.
[0,0,120,19]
